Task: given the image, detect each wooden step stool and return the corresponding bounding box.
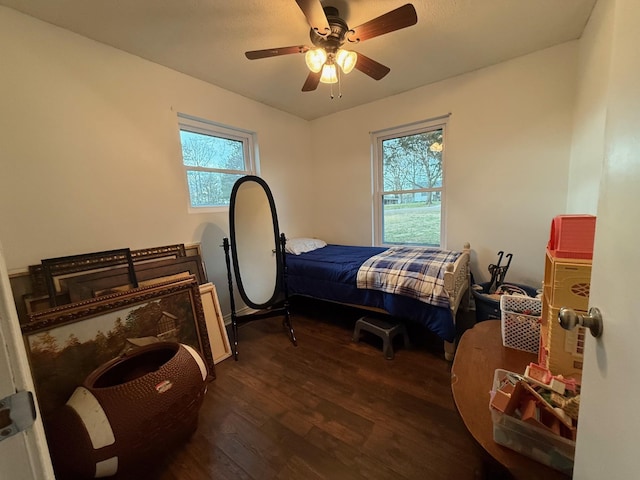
[352,316,409,360]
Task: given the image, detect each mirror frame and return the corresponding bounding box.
[228,175,284,310]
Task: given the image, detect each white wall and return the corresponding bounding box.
[0,7,313,313]
[566,0,614,214]
[309,43,579,287]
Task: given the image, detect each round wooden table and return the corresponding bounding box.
[451,320,570,479]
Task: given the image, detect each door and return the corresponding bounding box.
[0,242,54,479]
[573,0,640,477]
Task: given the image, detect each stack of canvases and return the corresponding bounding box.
[17,244,230,478]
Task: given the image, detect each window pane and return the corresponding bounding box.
[382,196,441,246]
[186,171,244,207]
[381,130,443,190]
[180,130,245,170]
[374,119,446,247]
[178,115,256,210]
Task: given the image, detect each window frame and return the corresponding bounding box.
[177,113,257,213]
[371,115,449,247]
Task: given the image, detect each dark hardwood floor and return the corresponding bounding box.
[117,298,491,480]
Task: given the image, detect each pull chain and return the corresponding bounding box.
[329,69,343,99]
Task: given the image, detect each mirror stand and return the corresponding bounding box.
[222,235,297,360]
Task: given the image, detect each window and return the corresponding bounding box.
[372,116,448,247]
[178,113,256,209]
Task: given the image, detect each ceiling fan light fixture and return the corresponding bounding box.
[335,49,357,74]
[305,48,327,73]
[245,2,418,94]
[319,63,338,84]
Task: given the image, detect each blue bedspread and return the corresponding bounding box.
[285,244,457,342]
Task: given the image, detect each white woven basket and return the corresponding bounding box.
[500,295,542,353]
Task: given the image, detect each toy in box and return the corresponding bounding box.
[490,368,579,475]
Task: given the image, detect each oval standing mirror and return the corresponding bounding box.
[223,175,296,360]
[229,175,283,308]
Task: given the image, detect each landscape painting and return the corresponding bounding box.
[23,276,213,419]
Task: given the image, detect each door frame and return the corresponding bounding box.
[0,242,55,479]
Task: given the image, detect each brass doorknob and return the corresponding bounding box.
[558,307,603,338]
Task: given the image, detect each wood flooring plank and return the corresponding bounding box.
[304,425,413,480]
[214,411,288,479]
[259,418,366,480]
[167,434,246,480]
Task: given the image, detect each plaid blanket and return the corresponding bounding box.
[356,247,461,308]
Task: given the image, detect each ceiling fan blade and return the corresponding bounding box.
[245,45,309,60]
[295,0,330,35]
[302,71,321,92]
[348,4,418,43]
[354,53,391,80]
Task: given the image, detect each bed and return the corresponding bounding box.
[284,240,471,360]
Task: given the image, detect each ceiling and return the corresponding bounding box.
[1,0,597,121]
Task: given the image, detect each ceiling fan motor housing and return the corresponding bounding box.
[309,7,350,54]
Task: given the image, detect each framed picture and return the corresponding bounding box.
[22,275,214,421]
[199,283,231,364]
[26,244,193,305]
[64,255,208,303]
[41,248,138,307]
[131,243,186,261]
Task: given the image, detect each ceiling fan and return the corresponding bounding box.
[245,1,418,93]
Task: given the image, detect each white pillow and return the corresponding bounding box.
[285,237,327,255]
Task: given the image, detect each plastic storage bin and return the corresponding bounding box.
[472,282,537,323]
[547,214,596,259]
[500,295,542,353]
[491,369,575,475]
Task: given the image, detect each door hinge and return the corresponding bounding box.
[0,391,36,442]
